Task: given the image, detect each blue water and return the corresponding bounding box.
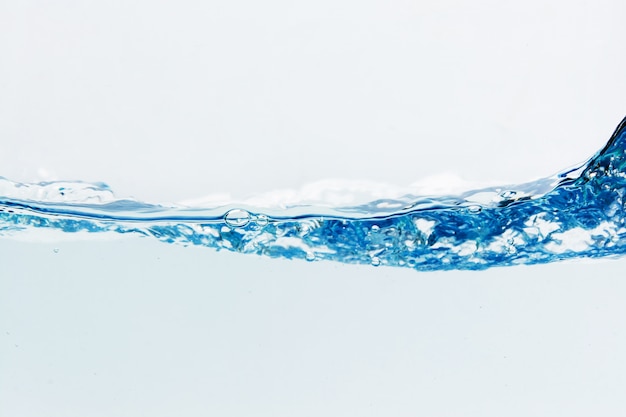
[2,118,626,271]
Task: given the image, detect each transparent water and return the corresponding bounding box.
[3,235,626,416]
[2,117,626,271]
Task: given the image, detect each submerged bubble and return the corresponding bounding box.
[255,214,269,227]
[467,205,482,214]
[224,209,251,228]
[305,252,316,262]
[370,256,381,267]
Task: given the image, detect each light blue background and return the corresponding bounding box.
[1,1,626,416]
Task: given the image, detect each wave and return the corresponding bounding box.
[2,117,626,271]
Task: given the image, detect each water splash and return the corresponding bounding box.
[2,117,626,271]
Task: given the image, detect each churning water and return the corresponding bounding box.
[2,117,626,271]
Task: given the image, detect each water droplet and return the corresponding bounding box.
[468,205,482,214]
[305,252,316,262]
[224,209,251,228]
[53,248,59,254]
[371,225,380,232]
[255,214,269,227]
[370,256,381,267]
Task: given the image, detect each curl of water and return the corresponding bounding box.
[2,117,626,271]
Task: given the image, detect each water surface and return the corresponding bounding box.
[2,117,626,271]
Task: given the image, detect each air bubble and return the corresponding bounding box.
[224,209,251,228]
[305,252,316,262]
[255,214,269,227]
[467,205,482,214]
[370,256,381,267]
[500,190,517,199]
[371,225,380,232]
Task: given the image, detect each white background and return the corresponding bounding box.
[1,1,626,416]
[0,0,624,201]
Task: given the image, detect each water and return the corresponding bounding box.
[4,237,626,417]
[2,117,626,271]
